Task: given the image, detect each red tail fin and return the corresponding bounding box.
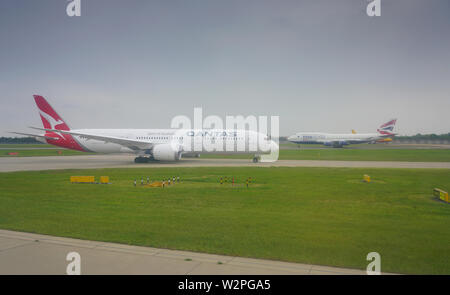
[33,95,70,131]
[33,95,86,151]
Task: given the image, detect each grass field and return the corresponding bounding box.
[202,148,450,162]
[1,143,449,161]
[0,149,92,157]
[0,144,54,148]
[0,167,449,274]
[3,148,448,161]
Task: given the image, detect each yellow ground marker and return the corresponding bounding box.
[100,176,110,184]
[433,188,449,203]
[70,176,95,183]
[146,181,164,188]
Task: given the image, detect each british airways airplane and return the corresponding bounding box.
[287,119,397,148]
[12,95,278,163]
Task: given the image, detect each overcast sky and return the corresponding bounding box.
[1,0,449,136]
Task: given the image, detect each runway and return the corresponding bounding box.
[0,229,378,275]
[0,154,449,172]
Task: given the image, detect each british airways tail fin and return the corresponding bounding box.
[377,119,397,136]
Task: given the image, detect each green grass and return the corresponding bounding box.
[0,144,54,148]
[202,148,450,162]
[1,143,449,162]
[0,167,449,274]
[0,149,93,157]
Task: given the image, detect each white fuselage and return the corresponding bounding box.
[287,132,382,147]
[45,128,277,156]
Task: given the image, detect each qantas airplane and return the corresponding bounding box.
[287,119,397,148]
[12,95,278,163]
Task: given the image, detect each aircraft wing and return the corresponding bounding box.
[9,131,59,141]
[30,127,153,151]
[323,139,371,146]
[346,139,372,144]
[379,133,397,138]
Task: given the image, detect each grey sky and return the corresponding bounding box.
[1,0,449,136]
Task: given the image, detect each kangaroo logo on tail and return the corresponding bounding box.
[38,109,64,130]
[33,95,86,151]
[34,95,70,131]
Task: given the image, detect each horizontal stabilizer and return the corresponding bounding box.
[9,131,59,141]
[30,127,153,151]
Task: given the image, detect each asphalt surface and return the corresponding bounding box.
[0,154,449,172]
[0,229,375,275]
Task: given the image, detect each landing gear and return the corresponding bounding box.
[252,156,260,163]
[134,156,151,163]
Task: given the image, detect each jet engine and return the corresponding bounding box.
[324,141,348,148]
[152,144,182,161]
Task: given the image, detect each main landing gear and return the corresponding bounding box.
[134,156,152,163]
[252,156,260,163]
